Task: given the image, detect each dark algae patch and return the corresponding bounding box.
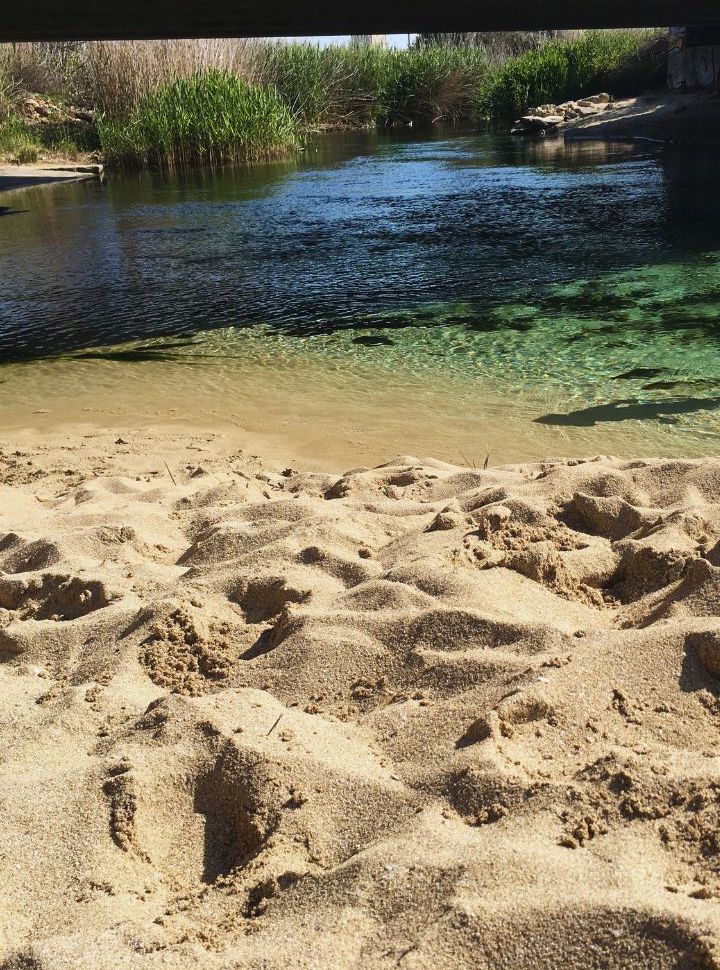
[535,397,720,427]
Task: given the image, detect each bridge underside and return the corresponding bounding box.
[2,0,719,43]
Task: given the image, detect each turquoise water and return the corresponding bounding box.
[2,132,720,457]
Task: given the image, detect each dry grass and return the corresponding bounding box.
[417,30,585,63]
[82,39,266,117]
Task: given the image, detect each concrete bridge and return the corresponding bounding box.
[2,0,720,42]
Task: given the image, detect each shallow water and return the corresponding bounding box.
[2,131,720,468]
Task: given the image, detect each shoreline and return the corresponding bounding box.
[562,90,720,147]
[0,161,103,195]
[1,425,720,967]
[3,357,720,475]
[4,90,718,197]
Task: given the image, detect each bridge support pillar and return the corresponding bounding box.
[668,26,720,89]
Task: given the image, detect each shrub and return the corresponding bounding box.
[0,42,86,101]
[261,43,386,127]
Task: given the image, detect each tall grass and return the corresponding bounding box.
[82,39,264,118]
[0,114,98,163]
[1,31,668,170]
[0,115,40,162]
[262,43,488,128]
[261,44,385,127]
[0,42,86,101]
[380,46,487,124]
[477,29,667,122]
[97,69,300,169]
[0,46,18,118]
[417,30,584,62]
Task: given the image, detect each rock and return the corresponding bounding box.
[534,104,560,117]
[70,107,95,123]
[579,92,611,105]
[575,104,603,117]
[514,115,564,132]
[19,96,96,129]
[512,93,612,134]
[555,102,581,120]
[352,335,395,347]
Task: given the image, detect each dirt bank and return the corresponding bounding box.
[563,90,720,146]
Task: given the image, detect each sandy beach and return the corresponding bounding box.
[1,425,719,968]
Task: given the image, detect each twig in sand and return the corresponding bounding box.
[266,713,283,736]
[396,945,417,965]
[484,453,490,470]
[458,448,476,470]
[163,461,177,486]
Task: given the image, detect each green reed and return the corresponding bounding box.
[0,115,41,162]
[476,29,667,122]
[262,43,488,128]
[97,69,302,169]
[380,46,488,125]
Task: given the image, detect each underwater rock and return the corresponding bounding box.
[613,367,666,380]
[352,335,395,347]
[512,114,564,134]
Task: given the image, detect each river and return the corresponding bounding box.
[1,130,720,468]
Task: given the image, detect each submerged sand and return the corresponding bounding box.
[1,427,720,968]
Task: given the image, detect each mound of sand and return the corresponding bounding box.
[1,428,720,969]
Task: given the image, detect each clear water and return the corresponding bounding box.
[2,131,720,466]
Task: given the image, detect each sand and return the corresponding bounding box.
[0,164,102,195]
[1,425,720,969]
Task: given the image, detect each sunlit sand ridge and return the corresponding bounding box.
[1,427,720,967]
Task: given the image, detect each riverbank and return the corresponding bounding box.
[0,31,664,170]
[1,425,720,968]
[563,90,720,147]
[0,160,102,193]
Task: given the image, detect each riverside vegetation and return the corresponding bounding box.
[0,30,666,170]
